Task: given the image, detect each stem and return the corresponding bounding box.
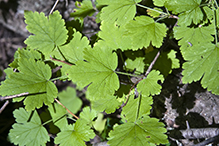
[115,71,142,77]
[213,0,219,9]
[213,4,218,45]
[0,92,29,101]
[55,98,79,119]
[50,56,72,66]
[145,50,160,77]
[136,3,168,16]
[42,114,66,126]
[0,100,9,114]
[50,75,68,81]
[49,0,59,15]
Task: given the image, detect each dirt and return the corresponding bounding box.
[0,0,219,146]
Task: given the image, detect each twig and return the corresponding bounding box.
[50,56,72,66]
[54,98,79,119]
[193,133,219,146]
[49,0,59,15]
[0,92,29,101]
[144,50,161,77]
[0,100,9,114]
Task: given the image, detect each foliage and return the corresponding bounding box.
[1,0,219,145]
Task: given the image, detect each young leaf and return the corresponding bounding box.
[174,25,215,51]
[8,108,50,146]
[97,22,132,51]
[182,43,219,94]
[79,107,97,127]
[67,45,119,98]
[60,29,91,64]
[54,119,95,146]
[58,86,82,114]
[0,58,58,111]
[24,11,68,57]
[147,7,163,18]
[165,0,203,26]
[125,16,167,49]
[93,113,107,133]
[122,95,153,122]
[70,0,96,20]
[125,57,145,73]
[137,70,164,97]
[100,0,141,25]
[108,116,168,146]
[153,0,167,7]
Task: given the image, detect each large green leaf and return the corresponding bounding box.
[108,116,168,146]
[182,43,219,94]
[100,0,141,25]
[137,70,164,97]
[24,10,68,57]
[174,25,215,51]
[165,0,203,26]
[122,95,153,122]
[54,119,95,146]
[0,58,58,111]
[8,108,50,146]
[125,16,167,49]
[97,22,132,51]
[67,45,119,98]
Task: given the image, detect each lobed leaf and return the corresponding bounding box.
[122,95,153,122]
[24,11,68,56]
[54,119,95,146]
[79,107,97,127]
[67,45,119,98]
[8,108,50,146]
[108,116,168,146]
[0,58,58,111]
[182,43,219,94]
[125,16,167,49]
[100,0,141,25]
[137,70,164,97]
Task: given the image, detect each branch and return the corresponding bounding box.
[0,100,9,114]
[0,92,29,101]
[54,98,79,120]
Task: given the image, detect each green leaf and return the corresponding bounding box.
[67,45,119,98]
[100,0,141,25]
[8,108,50,146]
[147,7,163,18]
[58,86,82,114]
[48,103,68,131]
[91,95,121,114]
[70,0,96,20]
[182,43,219,94]
[153,0,167,7]
[137,70,164,97]
[122,95,153,122]
[60,29,91,64]
[125,57,145,73]
[55,119,95,146]
[108,116,168,146]
[0,58,58,111]
[79,107,97,127]
[165,0,203,26]
[24,10,68,56]
[125,16,167,49]
[97,22,132,51]
[93,113,107,133]
[174,25,215,51]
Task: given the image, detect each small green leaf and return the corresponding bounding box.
[58,86,82,114]
[147,7,163,18]
[55,119,95,146]
[122,95,153,122]
[0,58,58,111]
[125,16,167,49]
[137,70,164,97]
[93,113,107,133]
[24,10,68,56]
[125,57,145,73]
[79,107,97,126]
[165,0,203,26]
[8,108,50,146]
[153,0,167,7]
[100,0,141,25]
[108,116,168,146]
[67,45,119,98]
[70,0,96,20]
